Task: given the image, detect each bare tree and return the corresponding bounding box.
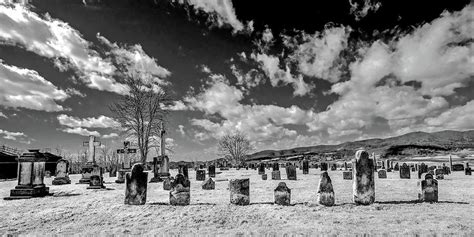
[217,132,253,165]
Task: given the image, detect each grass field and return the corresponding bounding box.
[1,167,473,235]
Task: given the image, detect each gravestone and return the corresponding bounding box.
[229,178,250,205]
[274,182,291,206]
[352,150,375,205]
[443,166,451,175]
[196,170,206,181]
[434,169,444,179]
[87,174,105,189]
[5,149,49,200]
[272,163,279,171]
[163,177,173,191]
[125,163,148,205]
[384,160,390,171]
[465,163,472,175]
[452,164,464,171]
[109,165,117,178]
[394,163,399,171]
[208,165,216,178]
[418,163,429,179]
[399,163,411,179]
[330,163,337,171]
[52,159,71,185]
[415,164,418,171]
[343,171,352,180]
[169,174,190,206]
[344,162,348,171]
[272,170,281,180]
[178,165,189,179]
[115,169,126,183]
[78,135,102,184]
[378,169,387,179]
[258,163,265,175]
[202,178,215,190]
[320,162,328,171]
[418,173,438,202]
[262,174,268,180]
[302,160,309,174]
[286,165,297,180]
[317,171,335,206]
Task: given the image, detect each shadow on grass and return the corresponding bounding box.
[147,202,217,206]
[52,192,81,197]
[376,200,469,205]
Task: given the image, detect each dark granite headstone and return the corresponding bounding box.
[418,173,438,202]
[274,182,291,205]
[272,163,279,171]
[88,175,104,189]
[109,165,117,178]
[302,160,309,174]
[125,164,148,205]
[196,170,206,181]
[330,163,337,171]
[286,165,297,180]
[352,150,375,205]
[202,178,215,190]
[418,163,428,179]
[258,163,265,175]
[465,163,472,175]
[208,165,216,178]
[378,169,387,179]
[452,164,464,171]
[170,174,190,206]
[317,171,335,206]
[320,162,328,171]
[229,178,250,205]
[394,163,399,171]
[399,163,410,179]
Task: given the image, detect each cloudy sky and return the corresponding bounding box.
[0,0,472,161]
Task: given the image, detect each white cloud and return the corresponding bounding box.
[0,62,68,111]
[177,125,186,136]
[163,100,188,111]
[349,0,382,21]
[102,132,119,139]
[0,128,26,140]
[61,127,100,137]
[173,0,251,33]
[199,64,212,74]
[424,101,474,131]
[57,114,120,129]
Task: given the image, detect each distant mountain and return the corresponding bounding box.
[247,130,474,160]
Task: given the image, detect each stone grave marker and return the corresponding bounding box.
[208,164,216,178]
[399,163,411,179]
[418,173,438,202]
[179,165,189,179]
[452,164,464,171]
[196,170,206,181]
[286,165,297,180]
[418,163,428,179]
[163,177,173,191]
[170,173,190,206]
[465,163,472,175]
[272,170,281,180]
[394,163,399,171]
[52,159,71,185]
[125,163,148,205]
[109,165,117,178]
[202,178,215,190]
[317,171,335,206]
[378,169,387,179]
[302,160,309,174]
[352,150,375,205]
[272,163,279,171]
[330,163,337,171]
[320,162,328,171]
[274,182,291,206]
[258,163,265,175]
[229,178,250,205]
[262,174,268,180]
[434,168,444,179]
[344,162,348,171]
[343,171,352,180]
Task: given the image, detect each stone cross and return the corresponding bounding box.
[117,141,136,169]
[83,135,101,164]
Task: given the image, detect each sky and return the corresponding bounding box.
[0,0,473,161]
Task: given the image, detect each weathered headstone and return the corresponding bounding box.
[344,162,348,170]
[418,163,428,179]
[196,169,206,181]
[202,177,215,190]
[434,168,444,179]
[163,177,173,190]
[88,174,105,189]
[399,163,411,179]
[320,162,328,171]
[52,159,71,185]
[169,174,190,206]
[178,165,189,179]
[125,163,148,205]
[258,163,265,175]
[352,150,375,205]
[272,163,279,171]
[286,165,297,180]
[272,170,281,180]
[452,164,464,171]
[418,173,438,202]
[443,165,451,175]
[378,169,387,179]
[465,163,472,175]
[262,174,268,180]
[317,171,335,206]
[109,165,117,178]
[343,171,352,180]
[274,182,291,206]
[394,163,399,171]
[208,165,216,178]
[229,178,250,205]
[302,160,309,174]
[5,149,49,200]
[330,163,337,171]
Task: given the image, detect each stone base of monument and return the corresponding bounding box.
[52,176,71,185]
[5,185,50,200]
[115,169,129,183]
[77,163,101,184]
[150,172,170,183]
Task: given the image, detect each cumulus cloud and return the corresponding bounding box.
[349,0,382,21]
[172,0,251,33]
[61,127,100,137]
[163,100,188,111]
[0,62,68,111]
[57,114,120,129]
[102,132,119,139]
[0,128,26,140]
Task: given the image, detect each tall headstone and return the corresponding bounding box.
[78,135,102,184]
[52,159,71,185]
[272,163,279,171]
[178,164,189,179]
[4,150,49,200]
[302,160,309,174]
[208,164,216,178]
[169,174,190,206]
[344,162,348,171]
[448,155,453,172]
[372,152,377,171]
[274,182,291,206]
[378,169,387,179]
[125,163,148,205]
[116,141,137,184]
[418,173,438,202]
[418,163,428,179]
[229,178,250,205]
[196,170,206,181]
[399,163,411,179]
[258,163,265,175]
[317,171,335,206]
[352,150,375,205]
[202,178,215,190]
[286,165,297,180]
